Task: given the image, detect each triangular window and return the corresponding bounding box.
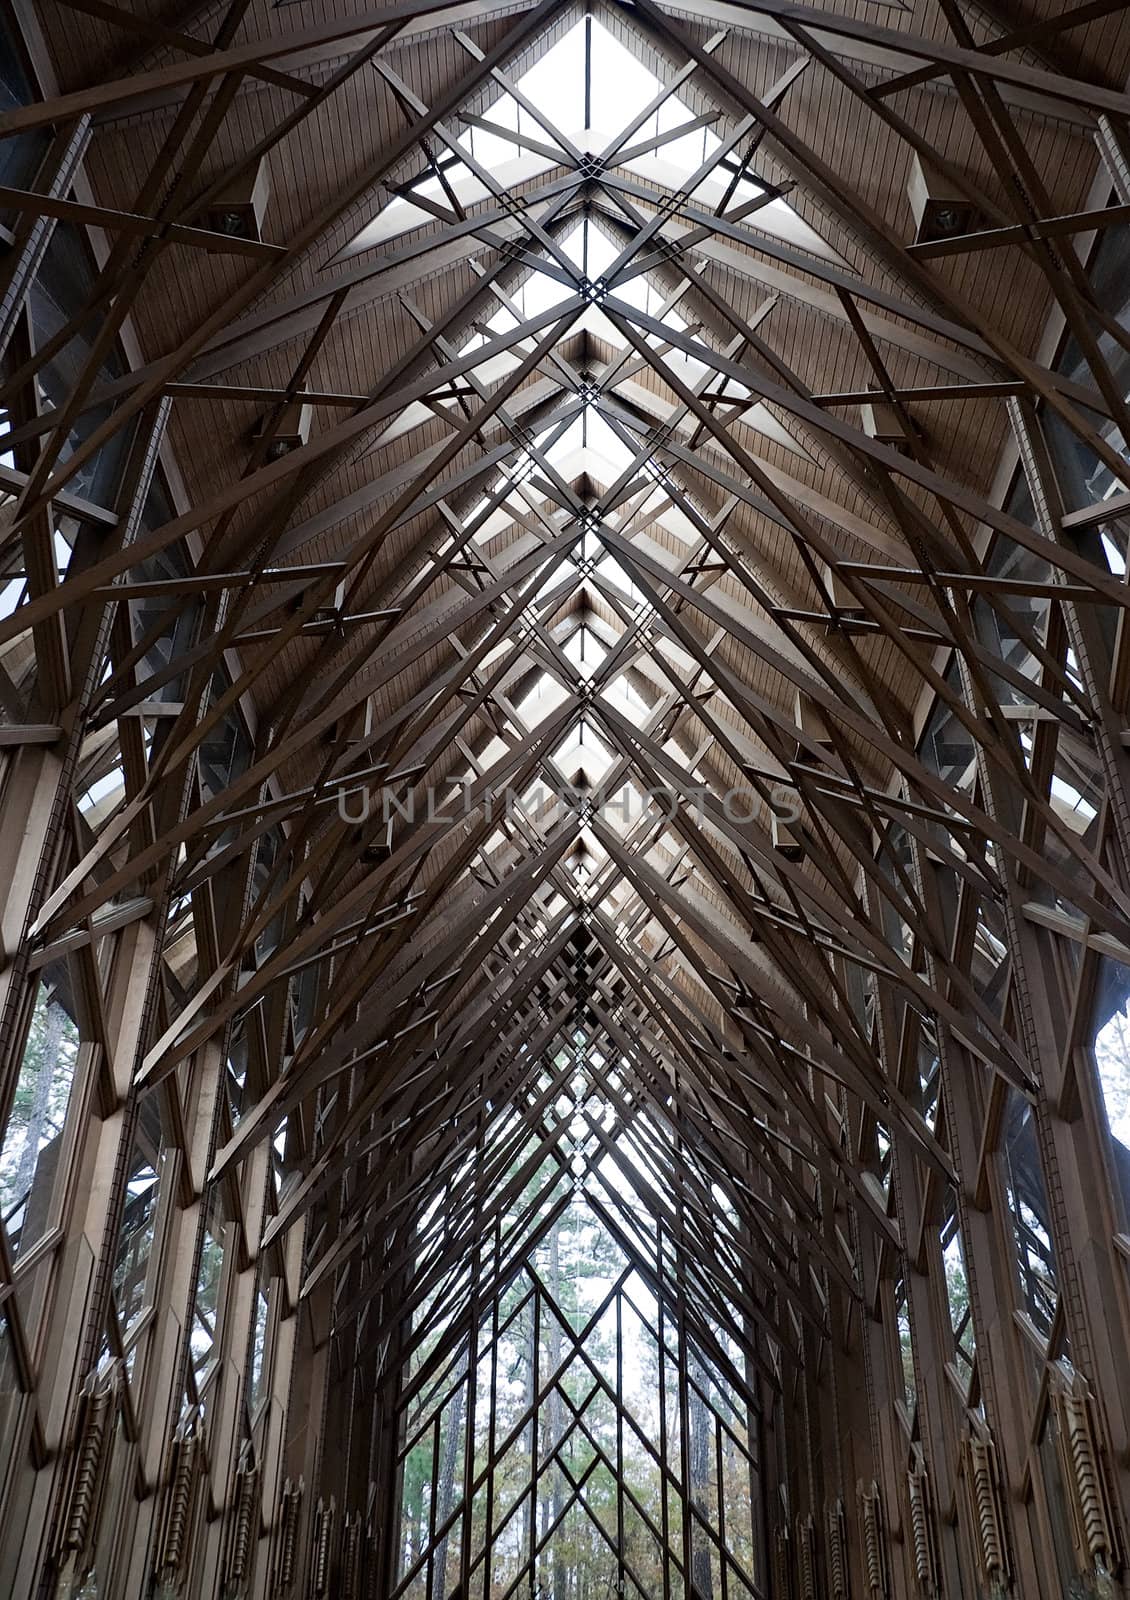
[343,16,841,263]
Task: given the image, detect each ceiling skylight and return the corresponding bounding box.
[370,212,811,466]
[343,15,841,264]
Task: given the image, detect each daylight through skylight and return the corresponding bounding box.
[343,15,840,261]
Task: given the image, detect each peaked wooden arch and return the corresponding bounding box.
[3,1,1130,1597]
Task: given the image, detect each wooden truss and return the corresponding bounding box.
[2,0,1130,1596]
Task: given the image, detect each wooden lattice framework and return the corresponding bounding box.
[1,0,1130,1596]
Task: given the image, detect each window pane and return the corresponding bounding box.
[191,1193,226,1378]
[894,1278,915,1411]
[0,966,82,1255]
[0,1308,24,1464]
[112,1093,166,1337]
[1000,1091,1057,1337]
[249,1283,270,1413]
[1088,957,1130,1217]
[941,1201,975,1375]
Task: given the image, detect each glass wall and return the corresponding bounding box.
[1087,958,1130,1220]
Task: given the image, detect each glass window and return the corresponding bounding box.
[1087,957,1130,1217]
[0,964,83,1256]
[971,903,1010,1017]
[112,1093,166,1337]
[249,1282,270,1414]
[919,660,975,790]
[974,479,1053,701]
[28,221,133,510]
[1041,223,1130,525]
[127,487,201,709]
[894,1277,916,1413]
[199,670,252,800]
[1000,1091,1058,1337]
[251,828,285,967]
[1038,1379,1087,1599]
[226,1025,249,1127]
[874,1120,892,1202]
[0,1307,25,1469]
[916,1021,941,1131]
[0,8,50,196]
[291,959,317,1038]
[190,1192,227,1379]
[875,826,914,967]
[940,1201,976,1377]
